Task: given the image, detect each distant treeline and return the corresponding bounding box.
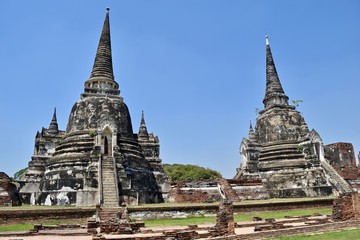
[163,163,222,182]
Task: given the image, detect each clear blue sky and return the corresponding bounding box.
[0,1,359,179]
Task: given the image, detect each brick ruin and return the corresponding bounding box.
[167,178,268,203]
[325,143,359,180]
[234,36,354,198]
[0,172,21,206]
[17,8,169,207]
[333,192,360,221]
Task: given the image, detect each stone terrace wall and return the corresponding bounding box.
[0,208,95,226]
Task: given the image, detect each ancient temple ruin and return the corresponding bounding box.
[234,36,353,197]
[19,8,169,206]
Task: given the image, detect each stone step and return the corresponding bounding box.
[258,153,305,162]
[259,148,304,157]
[102,191,117,195]
[103,196,117,199]
[103,182,116,185]
[102,175,116,179]
[101,156,119,208]
[321,160,353,193]
[103,181,116,185]
[102,174,115,177]
[258,159,307,170]
[99,209,119,220]
[261,143,300,152]
[103,179,115,182]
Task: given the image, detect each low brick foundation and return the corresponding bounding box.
[0,208,95,225]
[0,198,334,226]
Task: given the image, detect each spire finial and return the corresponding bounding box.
[265,34,269,45]
[138,111,149,140]
[48,107,59,134]
[141,110,146,125]
[84,8,120,96]
[263,36,289,108]
[248,120,256,141]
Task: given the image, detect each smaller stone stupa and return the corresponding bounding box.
[234,36,352,197]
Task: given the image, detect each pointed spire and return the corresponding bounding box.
[138,111,149,140]
[248,121,256,141]
[90,7,114,80]
[84,8,120,96]
[263,35,289,108]
[48,108,59,134]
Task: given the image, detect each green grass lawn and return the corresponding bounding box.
[270,227,360,240]
[0,219,85,232]
[0,223,34,232]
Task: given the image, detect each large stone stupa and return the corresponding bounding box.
[19,9,169,206]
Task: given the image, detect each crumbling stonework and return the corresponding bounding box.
[0,172,21,206]
[332,192,360,221]
[210,200,235,236]
[19,9,169,207]
[325,142,359,180]
[168,179,269,203]
[216,178,239,202]
[168,183,214,203]
[235,36,351,197]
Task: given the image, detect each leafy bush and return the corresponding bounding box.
[163,164,221,182]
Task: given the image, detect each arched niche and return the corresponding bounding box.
[101,126,113,156]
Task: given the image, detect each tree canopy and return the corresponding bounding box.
[163,164,222,182]
[13,167,28,180]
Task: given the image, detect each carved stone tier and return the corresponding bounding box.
[258,140,307,170]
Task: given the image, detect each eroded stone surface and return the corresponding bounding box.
[0,172,21,206]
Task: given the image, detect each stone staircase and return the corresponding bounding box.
[101,156,119,207]
[98,207,119,221]
[320,160,353,193]
[258,142,307,170]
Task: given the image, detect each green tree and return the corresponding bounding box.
[13,167,28,180]
[163,164,222,182]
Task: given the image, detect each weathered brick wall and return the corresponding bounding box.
[332,192,360,221]
[168,184,216,203]
[167,179,264,203]
[325,142,359,180]
[0,208,95,225]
